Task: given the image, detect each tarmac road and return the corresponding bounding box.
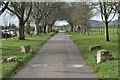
[13,32,98,78]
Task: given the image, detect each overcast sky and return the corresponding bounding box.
[0,9,118,26]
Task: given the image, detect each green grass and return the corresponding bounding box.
[67,28,118,79]
[1,32,55,78]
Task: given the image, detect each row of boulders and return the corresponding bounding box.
[89,44,113,64]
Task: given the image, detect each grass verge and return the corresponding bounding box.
[67,31,118,79]
[1,32,55,78]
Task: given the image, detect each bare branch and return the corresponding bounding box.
[0,2,9,15]
[24,3,32,24]
[6,6,20,19]
[108,11,116,23]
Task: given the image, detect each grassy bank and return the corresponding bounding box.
[67,30,118,79]
[1,32,55,78]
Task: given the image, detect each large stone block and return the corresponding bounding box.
[20,45,32,53]
[89,44,101,51]
[3,56,17,62]
[97,49,112,63]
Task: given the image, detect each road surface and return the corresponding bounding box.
[13,32,98,78]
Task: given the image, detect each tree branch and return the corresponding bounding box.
[6,6,20,19]
[11,2,21,15]
[108,11,116,23]
[23,3,32,24]
[0,2,9,15]
[99,2,105,22]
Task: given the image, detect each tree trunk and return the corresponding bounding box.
[105,21,109,41]
[74,25,77,32]
[39,26,42,33]
[83,28,86,35]
[81,27,83,33]
[34,20,40,35]
[19,22,25,40]
[46,25,48,33]
[43,25,46,33]
[48,25,52,33]
[87,28,89,35]
[99,27,100,34]
[77,25,80,33]
[118,14,120,27]
[49,21,55,32]
[26,22,31,35]
[118,13,120,35]
[69,23,74,32]
[34,25,37,35]
[118,13,120,58]
[49,25,52,32]
[112,26,114,35]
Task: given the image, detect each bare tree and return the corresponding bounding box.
[42,3,61,33]
[32,2,63,34]
[32,2,47,35]
[57,2,92,33]
[76,2,92,34]
[99,1,116,41]
[111,2,120,36]
[7,2,32,40]
[58,3,76,32]
[112,2,120,25]
[25,16,34,35]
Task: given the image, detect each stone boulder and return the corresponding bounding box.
[97,49,112,63]
[89,44,101,51]
[3,56,17,62]
[20,45,32,53]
